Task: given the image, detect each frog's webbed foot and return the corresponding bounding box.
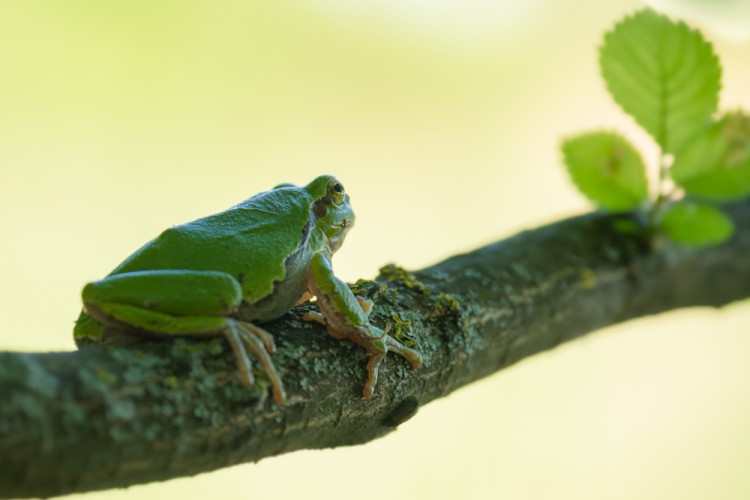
[224,320,287,404]
[359,323,424,399]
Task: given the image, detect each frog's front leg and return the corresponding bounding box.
[305,253,423,398]
[301,294,371,319]
[302,302,366,341]
[80,270,286,403]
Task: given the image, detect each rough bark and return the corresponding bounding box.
[1,200,749,498]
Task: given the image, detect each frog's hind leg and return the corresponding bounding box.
[229,320,287,404]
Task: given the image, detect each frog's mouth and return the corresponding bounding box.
[328,220,353,253]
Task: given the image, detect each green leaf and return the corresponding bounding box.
[562,131,649,211]
[671,111,750,201]
[600,8,721,154]
[659,201,734,246]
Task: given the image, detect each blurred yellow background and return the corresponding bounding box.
[1,0,749,499]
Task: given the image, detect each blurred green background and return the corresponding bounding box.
[1,0,749,499]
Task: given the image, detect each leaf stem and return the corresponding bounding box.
[649,152,672,226]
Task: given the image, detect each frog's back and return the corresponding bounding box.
[110,186,314,303]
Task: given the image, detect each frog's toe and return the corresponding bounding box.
[246,323,276,354]
[296,291,314,305]
[363,383,375,399]
[302,311,327,326]
[363,351,386,399]
[224,327,256,387]
[403,349,423,369]
[386,336,423,369]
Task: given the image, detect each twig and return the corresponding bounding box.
[1,200,749,498]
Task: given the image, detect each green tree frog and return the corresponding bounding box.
[74,175,422,404]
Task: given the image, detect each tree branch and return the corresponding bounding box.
[2,200,749,498]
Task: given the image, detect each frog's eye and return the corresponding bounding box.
[327,181,346,205]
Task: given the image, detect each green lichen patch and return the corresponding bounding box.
[378,264,430,294]
[389,313,417,347]
[165,375,179,389]
[374,263,469,354]
[349,278,377,297]
[429,293,462,318]
[378,264,463,317]
[348,278,390,303]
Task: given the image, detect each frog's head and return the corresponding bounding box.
[307,175,355,255]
